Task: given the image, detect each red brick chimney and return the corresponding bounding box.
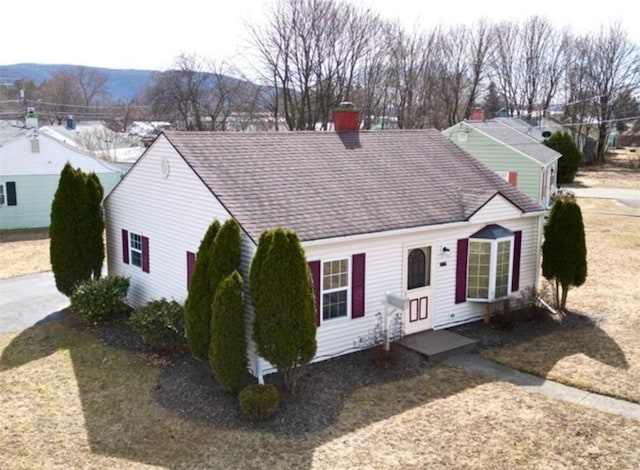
[470,107,485,121]
[332,102,360,131]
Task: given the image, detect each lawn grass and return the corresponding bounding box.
[483,198,640,403]
[0,237,50,280]
[2,321,640,469]
[572,148,640,189]
[1,155,639,467]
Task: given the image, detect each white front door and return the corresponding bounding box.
[404,246,433,335]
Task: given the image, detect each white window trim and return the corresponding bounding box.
[0,184,4,206]
[321,257,351,323]
[466,236,514,302]
[130,232,143,269]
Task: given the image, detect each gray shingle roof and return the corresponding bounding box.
[164,129,542,242]
[466,119,561,165]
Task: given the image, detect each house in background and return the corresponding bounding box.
[443,113,561,209]
[104,110,544,380]
[0,114,122,230]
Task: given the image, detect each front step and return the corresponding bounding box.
[399,329,478,362]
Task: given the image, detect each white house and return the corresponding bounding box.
[0,130,122,230]
[443,115,561,209]
[104,112,544,378]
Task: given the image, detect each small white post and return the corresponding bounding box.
[384,303,390,352]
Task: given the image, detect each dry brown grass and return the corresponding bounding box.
[574,148,640,189]
[484,198,640,403]
[0,237,50,280]
[1,155,639,468]
[2,322,639,469]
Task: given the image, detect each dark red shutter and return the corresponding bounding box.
[186,251,196,290]
[455,238,469,304]
[512,230,522,292]
[142,236,150,273]
[122,229,129,264]
[351,253,365,318]
[308,261,321,326]
[508,172,518,187]
[6,182,17,206]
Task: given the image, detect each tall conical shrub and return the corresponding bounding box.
[184,220,220,359]
[210,270,247,391]
[85,172,105,279]
[542,193,587,310]
[50,163,102,296]
[250,228,317,393]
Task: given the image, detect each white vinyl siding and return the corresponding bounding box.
[105,135,543,377]
[105,136,238,307]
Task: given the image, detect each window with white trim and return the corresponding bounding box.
[467,225,514,301]
[0,185,4,206]
[130,232,143,268]
[322,258,349,320]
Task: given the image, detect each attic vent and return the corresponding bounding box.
[30,139,40,154]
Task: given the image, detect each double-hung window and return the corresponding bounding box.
[121,229,150,273]
[466,225,514,302]
[322,258,349,321]
[130,233,143,268]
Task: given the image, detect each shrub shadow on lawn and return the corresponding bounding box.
[2,315,487,468]
[451,309,629,374]
[152,342,431,435]
[5,308,627,468]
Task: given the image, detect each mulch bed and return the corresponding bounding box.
[60,307,599,435]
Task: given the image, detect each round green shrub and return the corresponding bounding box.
[129,299,186,351]
[238,384,280,422]
[70,276,130,324]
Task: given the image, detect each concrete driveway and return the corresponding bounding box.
[0,271,69,335]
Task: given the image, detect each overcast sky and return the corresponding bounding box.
[2,0,637,75]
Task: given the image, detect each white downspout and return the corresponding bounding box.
[534,213,544,294]
[256,356,264,385]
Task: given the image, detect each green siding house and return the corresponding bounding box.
[0,131,121,230]
[443,117,560,209]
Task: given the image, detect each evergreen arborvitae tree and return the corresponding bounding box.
[209,218,241,295]
[209,270,247,391]
[50,163,100,296]
[184,220,221,359]
[544,131,583,184]
[248,230,274,315]
[250,228,317,393]
[84,172,105,279]
[542,193,587,311]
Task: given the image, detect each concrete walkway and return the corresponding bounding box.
[444,353,640,421]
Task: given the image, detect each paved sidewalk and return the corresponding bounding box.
[444,353,640,421]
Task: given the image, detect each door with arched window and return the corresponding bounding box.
[404,245,433,334]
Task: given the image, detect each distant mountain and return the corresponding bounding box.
[0,63,158,102]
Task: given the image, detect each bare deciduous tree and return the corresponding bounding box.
[583,23,640,162]
[76,66,110,107]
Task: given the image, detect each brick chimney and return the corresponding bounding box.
[332,102,360,131]
[470,107,484,121]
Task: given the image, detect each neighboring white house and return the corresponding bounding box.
[104,113,544,379]
[0,130,122,230]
